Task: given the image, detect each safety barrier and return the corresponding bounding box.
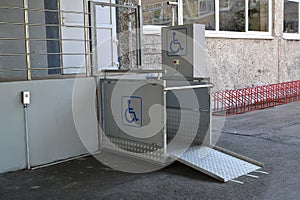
[213,80,300,115]
[0,1,142,81]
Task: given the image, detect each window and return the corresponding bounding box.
[143,1,178,26]
[143,0,272,38]
[284,0,299,34]
[219,0,245,32]
[183,0,215,30]
[183,0,272,38]
[248,0,269,31]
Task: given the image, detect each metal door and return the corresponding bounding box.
[60,0,118,74]
[91,0,119,73]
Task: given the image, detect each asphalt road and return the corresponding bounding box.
[0,101,299,200]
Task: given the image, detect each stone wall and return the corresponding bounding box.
[206,38,278,91]
[279,40,300,83]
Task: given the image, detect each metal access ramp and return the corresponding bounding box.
[171,146,262,182]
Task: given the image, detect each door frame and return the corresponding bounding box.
[89,1,143,75]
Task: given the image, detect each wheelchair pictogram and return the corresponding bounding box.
[125,99,139,123]
[166,28,187,56]
[170,32,184,54]
[122,96,142,128]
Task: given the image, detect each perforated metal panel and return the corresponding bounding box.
[171,146,261,182]
[167,108,210,145]
[102,136,166,163]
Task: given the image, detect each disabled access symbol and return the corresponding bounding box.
[167,28,187,56]
[170,32,184,54]
[122,96,142,128]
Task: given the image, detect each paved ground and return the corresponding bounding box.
[0,101,299,200]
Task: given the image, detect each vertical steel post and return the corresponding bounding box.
[91,3,98,75]
[84,0,91,76]
[177,0,183,25]
[171,6,175,26]
[207,87,212,145]
[23,0,31,80]
[163,82,167,160]
[57,0,64,75]
[135,1,143,68]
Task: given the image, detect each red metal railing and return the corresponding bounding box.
[213,80,300,115]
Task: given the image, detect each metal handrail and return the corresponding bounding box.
[90,1,138,9]
[0,1,143,81]
[164,84,214,91]
[0,21,92,29]
[0,66,89,72]
[0,38,91,42]
[0,5,89,15]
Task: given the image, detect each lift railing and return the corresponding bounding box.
[213,80,300,115]
[0,0,93,81]
[0,0,142,82]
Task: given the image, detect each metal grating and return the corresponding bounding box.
[102,136,166,163]
[171,146,261,182]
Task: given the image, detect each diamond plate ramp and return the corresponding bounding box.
[170,146,261,182]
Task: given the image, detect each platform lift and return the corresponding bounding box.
[97,2,265,182]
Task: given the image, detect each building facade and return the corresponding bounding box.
[143,0,300,91]
[0,0,299,89]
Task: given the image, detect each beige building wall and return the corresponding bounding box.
[143,1,300,91]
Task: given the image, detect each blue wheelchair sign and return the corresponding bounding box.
[170,32,184,54]
[167,28,188,56]
[122,96,142,128]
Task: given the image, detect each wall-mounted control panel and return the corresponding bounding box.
[22,91,30,106]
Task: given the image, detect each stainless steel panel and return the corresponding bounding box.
[100,79,165,146]
[162,24,207,79]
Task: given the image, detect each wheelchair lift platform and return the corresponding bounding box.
[99,77,264,182]
[98,21,265,182]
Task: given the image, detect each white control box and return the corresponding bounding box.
[22,91,30,106]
